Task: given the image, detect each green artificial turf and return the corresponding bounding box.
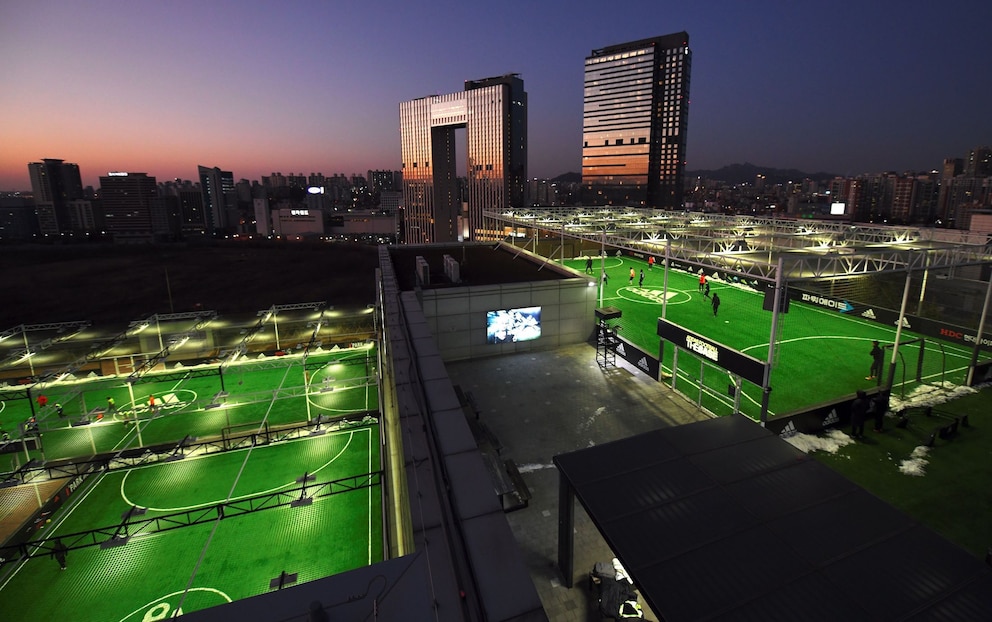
[583,253,991,560]
[0,346,382,621]
[5,347,377,462]
[810,388,991,558]
[0,426,382,621]
[566,256,976,419]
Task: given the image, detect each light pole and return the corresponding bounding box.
[599,228,606,307]
[274,312,282,350]
[966,273,992,385]
[126,380,144,446]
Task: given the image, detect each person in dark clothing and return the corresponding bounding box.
[871,390,889,432]
[850,390,868,439]
[704,281,711,298]
[51,538,68,570]
[711,293,721,316]
[867,341,884,380]
[638,269,644,287]
[585,257,593,274]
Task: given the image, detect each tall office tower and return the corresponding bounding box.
[399,74,527,243]
[177,188,208,235]
[582,32,691,209]
[368,169,398,194]
[890,175,916,222]
[198,165,235,234]
[937,158,963,223]
[965,146,992,178]
[98,172,158,238]
[27,158,84,235]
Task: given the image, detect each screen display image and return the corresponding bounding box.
[486,306,542,344]
[830,202,846,215]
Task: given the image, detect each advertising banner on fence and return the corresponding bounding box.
[657,318,767,385]
[789,287,992,352]
[608,334,661,381]
[0,472,89,562]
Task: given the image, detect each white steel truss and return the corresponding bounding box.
[487,207,992,284]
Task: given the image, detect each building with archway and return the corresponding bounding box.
[399,75,527,244]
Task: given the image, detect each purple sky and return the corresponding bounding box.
[2,0,990,190]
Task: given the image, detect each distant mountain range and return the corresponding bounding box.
[551,163,838,185]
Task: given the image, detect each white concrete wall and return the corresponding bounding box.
[421,278,598,361]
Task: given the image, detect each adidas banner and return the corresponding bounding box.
[765,387,887,436]
[790,287,992,352]
[609,335,661,381]
[657,318,767,384]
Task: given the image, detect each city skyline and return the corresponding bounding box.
[2,0,991,191]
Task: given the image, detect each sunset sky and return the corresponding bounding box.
[2,0,990,190]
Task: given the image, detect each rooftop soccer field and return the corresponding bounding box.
[1,346,378,461]
[568,255,978,420]
[0,346,383,621]
[0,425,382,621]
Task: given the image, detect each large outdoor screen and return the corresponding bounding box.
[830,202,846,215]
[486,306,541,344]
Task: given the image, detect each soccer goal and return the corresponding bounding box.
[885,337,945,397]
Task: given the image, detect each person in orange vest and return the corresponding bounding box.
[148,394,158,415]
[629,267,635,285]
[698,272,706,293]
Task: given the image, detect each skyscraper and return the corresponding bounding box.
[964,146,992,178]
[98,172,159,239]
[399,74,527,243]
[582,32,691,209]
[27,158,84,235]
[198,165,235,234]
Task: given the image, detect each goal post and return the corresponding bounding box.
[885,337,940,397]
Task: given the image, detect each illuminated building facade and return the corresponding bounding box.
[582,32,691,209]
[399,74,527,243]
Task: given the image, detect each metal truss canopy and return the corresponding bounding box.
[488,207,992,283]
[127,313,217,382]
[0,321,91,342]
